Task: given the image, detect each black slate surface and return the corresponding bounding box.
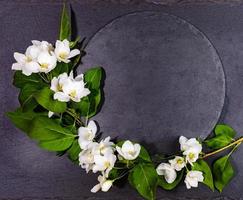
[80,11,225,154]
[1,1,243,199]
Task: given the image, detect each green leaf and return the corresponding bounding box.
[29,116,75,151]
[158,169,184,190]
[73,89,101,118]
[50,62,69,78]
[18,84,39,111]
[59,3,71,41]
[34,87,67,113]
[13,71,44,89]
[192,159,214,191]
[204,134,233,150]
[215,124,236,138]
[128,163,158,200]
[6,109,46,133]
[84,67,103,90]
[205,124,236,150]
[138,146,152,162]
[39,136,74,152]
[29,116,73,140]
[213,155,234,192]
[67,139,81,163]
[70,36,80,48]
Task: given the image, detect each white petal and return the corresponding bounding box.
[53,92,70,102]
[101,180,113,192]
[14,52,26,63]
[88,120,97,135]
[12,63,22,70]
[164,169,177,184]
[91,184,101,193]
[122,140,134,152]
[48,111,54,118]
[68,49,80,59]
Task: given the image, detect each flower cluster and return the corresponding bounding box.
[156,136,204,189]
[50,71,90,102]
[12,39,80,76]
[78,121,141,193]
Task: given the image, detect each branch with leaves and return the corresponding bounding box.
[6,4,242,200]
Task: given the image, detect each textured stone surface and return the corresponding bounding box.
[1,0,243,200]
[80,11,225,153]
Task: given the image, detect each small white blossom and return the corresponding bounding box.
[12,52,39,76]
[92,152,117,177]
[156,163,177,184]
[37,51,57,73]
[179,136,202,165]
[91,175,113,193]
[92,137,114,156]
[116,140,141,160]
[54,39,80,63]
[169,156,185,171]
[79,147,95,173]
[78,121,97,150]
[51,72,90,102]
[184,170,204,189]
[179,136,202,153]
[12,40,56,76]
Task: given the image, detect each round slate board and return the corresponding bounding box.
[79,12,225,152]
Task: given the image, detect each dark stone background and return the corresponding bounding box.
[1,0,243,199]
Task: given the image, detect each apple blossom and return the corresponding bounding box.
[116,140,141,160]
[37,51,57,73]
[51,72,90,102]
[169,156,186,171]
[156,163,177,184]
[79,147,95,173]
[78,120,97,150]
[54,39,80,63]
[92,137,114,156]
[92,153,117,177]
[12,52,39,76]
[91,175,113,193]
[179,136,202,165]
[184,170,204,189]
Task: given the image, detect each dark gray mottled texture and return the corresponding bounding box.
[80,11,225,153]
[1,0,243,200]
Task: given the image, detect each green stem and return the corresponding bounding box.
[66,109,85,127]
[38,73,49,83]
[202,137,243,159]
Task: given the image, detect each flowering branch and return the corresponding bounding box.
[202,137,243,159]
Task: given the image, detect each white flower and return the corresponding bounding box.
[51,72,90,102]
[116,140,141,160]
[179,136,202,153]
[184,170,204,189]
[54,39,80,63]
[179,136,202,165]
[91,175,113,193]
[12,52,39,76]
[79,147,95,173]
[92,152,117,177]
[184,150,200,166]
[12,40,56,76]
[37,51,57,73]
[92,137,114,156]
[78,121,97,150]
[26,40,53,60]
[169,156,185,171]
[50,72,68,92]
[156,163,177,184]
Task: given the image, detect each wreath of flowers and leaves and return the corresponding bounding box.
[7,4,243,200]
